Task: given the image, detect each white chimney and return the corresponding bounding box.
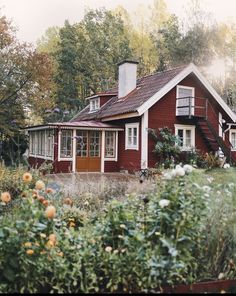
[118,60,139,98]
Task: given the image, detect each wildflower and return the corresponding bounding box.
[35,242,40,247]
[120,224,126,229]
[162,172,172,180]
[207,177,214,183]
[40,250,46,255]
[175,167,185,177]
[40,233,47,239]
[42,200,50,207]
[84,201,89,206]
[1,192,11,203]
[218,272,224,280]
[118,235,124,239]
[38,196,45,203]
[121,248,127,253]
[105,246,112,252]
[183,164,193,174]
[21,191,28,198]
[24,242,32,247]
[46,187,54,194]
[49,233,57,243]
[202,185,211,193]
[159,199,170,208]
[69,222,76,228]
[45,205,56,219]
[35,180,45,190]
[57,252,64,257]
[26,249,34,255]
[223,163,230,169]
[64,197,73,206]
[114,250,119,254]
[23,172,33,183]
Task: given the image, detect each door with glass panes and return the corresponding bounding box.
[76,131,101,172]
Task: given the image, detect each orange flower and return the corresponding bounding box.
[23,172,33,183]
[35,180,45,190]
[69,222,76,228]
[26,249,34,255]
[45,205,56,219]
[46,187,54,194]
[37,196,45,203]
[49,233,57,244]
[64,197,73,206]
[42,200,49,207]
[1,192,11,203]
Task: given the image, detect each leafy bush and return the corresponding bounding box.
[148,127,181,168]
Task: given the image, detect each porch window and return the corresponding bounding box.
[176,85,195,116]
[46,129,53,157]
[175,124,195,150]
[230,130,236,150]
[125,123,139,150]
[89,131,100,157]
[90,98,100,112]
[105,131,116,158]
[76,131,88,157]
[60,130,72,158]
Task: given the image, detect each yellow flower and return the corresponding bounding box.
[23,172,32,183]
[1,192,11,203]
[57,252,64,257]
[35,180,45,190]
[45,205,56,219]
[35,242,40,247]
[40,233,47,239]
[49,233,57,243]
[24,242,32,247]
[69,222,76,228]
[26,249,34,255]
[120,224,126,229]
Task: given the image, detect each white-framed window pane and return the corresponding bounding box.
[60,130,72,158]
[46,130,53,157]
[125,123,139,150]
[177,129,183,146]
[231,132,236,149]
[105,131,116,158]
[185,129,192,147]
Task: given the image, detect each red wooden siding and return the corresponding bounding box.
[104,161,119,172]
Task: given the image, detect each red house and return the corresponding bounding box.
[25,61,236,173]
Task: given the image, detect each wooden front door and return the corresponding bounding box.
[76,131,101,172]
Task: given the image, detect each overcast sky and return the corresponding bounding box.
[1,0,236,45]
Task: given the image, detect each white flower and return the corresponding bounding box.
[202,185,211,193]
[218,272,224,280]
[170,169,177,178]
[223,163,230,169]
[175,164,182,170]
[162,172,172,180]
[175,167,185,177]
[183,164,193,174]
[207,177,214,183]
[159,199,170,208]
[105,246,112,252]
[120,224,126,229]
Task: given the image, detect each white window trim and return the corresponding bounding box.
[230,129,236,151]
[104,131,118,161]
[176,85,195,116]
[174,124,196,151]
[29,130,54,160]
[58,130,73,161]
[125,122,139,150]
[89,97,100,113]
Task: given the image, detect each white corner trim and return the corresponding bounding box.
[137,63,236,123]
[141,111,148,169]
[101,130,105,173]
[72,129,76,172]
[125,122,139,150]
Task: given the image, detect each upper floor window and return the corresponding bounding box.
[176,85,195,116]
[125,123,139,150]
[90,98,100,112]
[175,124,195,151]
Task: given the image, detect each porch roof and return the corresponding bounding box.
[24,120,124,131]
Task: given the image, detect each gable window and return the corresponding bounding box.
[60,130,72,158]
[125,123,139,150]
[230,130,236,151]
[105,131,116,158]
[175,124,195,150]
[176,85,195,116]
[90,98,100,112]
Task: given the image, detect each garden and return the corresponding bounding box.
[1,163,236,293]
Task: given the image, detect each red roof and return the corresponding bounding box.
[72,64,187,121]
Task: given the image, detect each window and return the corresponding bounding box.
[60,130,72,158]
[175,124,195,150]
[76,131,88,157]
[89,131,100,157]
[90,98,100,112]
[230,130,236,150]
[125,123,139,150]
[46,130,53,157]
[176,85,195,116]
[105,131,116,158]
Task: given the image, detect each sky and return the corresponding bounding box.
[1,0,236,45]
